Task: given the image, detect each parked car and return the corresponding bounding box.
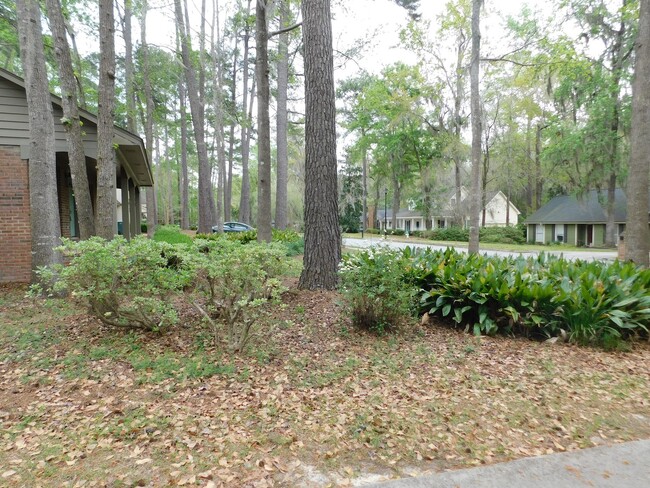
[211,222,255,233]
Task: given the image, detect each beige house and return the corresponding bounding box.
[377,188,520,232]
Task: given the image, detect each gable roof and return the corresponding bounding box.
[0,67,152,186]
[525,189,650,224]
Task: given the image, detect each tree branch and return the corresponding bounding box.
[268,22,302,39]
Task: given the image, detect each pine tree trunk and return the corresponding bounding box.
[467,0,481,255]
[256,0,272,242]
[45,0,95,239]
[225,37,239,223]
[179,78,190,229]
[625,0,650,267]
[239,0,252,224]
[95,0,117,240]
[212,0,225,234]
[16,0,62,281]
[274,0,290,230]
[123,0,136,132]
[175,0,215,234]
[140,0,157,237]
[299,0,340,290]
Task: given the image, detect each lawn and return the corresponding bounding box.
[1,282,649,487]
[342,233,614,253]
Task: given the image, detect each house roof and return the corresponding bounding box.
[376,209,424,220]
[525,189,650,224]
[0,67,152,186]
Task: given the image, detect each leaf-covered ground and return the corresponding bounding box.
[1,282,649,487]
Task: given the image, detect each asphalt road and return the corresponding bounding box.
[342,237,619,262]
[368,439,650,488]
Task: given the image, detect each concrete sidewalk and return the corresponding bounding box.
[368,439,650,487]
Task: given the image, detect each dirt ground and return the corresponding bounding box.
[1,281,649,487]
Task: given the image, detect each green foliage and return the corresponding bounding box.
[196,228,304,256]
[339,164,363,233]
[424,227,469,242]
[411,249,650,346]
[339,247,419,334]
[38,237,191,331]
[141,222,148,233]
[479,225,526,244]
[153,225,193,245]
[185,239,293,352]
[389,229,406,236]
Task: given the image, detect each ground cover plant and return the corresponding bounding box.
[1,281,649,487]
[340,247,650,348]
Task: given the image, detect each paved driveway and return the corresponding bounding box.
[342,237,618,262]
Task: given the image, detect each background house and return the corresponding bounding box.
[376,188,520,232]
[525,189,650,246]
[0,68,152,283]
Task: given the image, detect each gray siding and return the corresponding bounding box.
[0,78,98,151]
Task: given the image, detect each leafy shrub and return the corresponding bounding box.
[141,222,147,233]
[186,239,293,352]
[153,225,193,245]
[427,227,469,242]
[37,237,191,331]
[411,248,650,346]
[479,225,526,244]
[365,228,381,235]
[339,247,419,334]
[389,229,406,236]
[196,228,304,256]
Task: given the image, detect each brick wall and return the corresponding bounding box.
[0,145,31,283]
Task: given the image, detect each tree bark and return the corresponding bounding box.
[123,0,136,133]
[467,0,481,255]
[625,0,650,267]
[45,0,95,239]
[225,35,239,223]
[95,0,117,240]
[239,0,253,224]
[256,0,273,242]
[299,0,341,290]
[212,0,225,234]
[175,0,215,234]
[140,0,157,237]
[274,0,290,230]
[16,0,63,281]
[179,77,190,229]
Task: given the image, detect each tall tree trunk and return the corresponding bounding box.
[212,0,225,234]
[239,0,252,224]
[45,0,95,239]
[95,0,117,240]
[175,0,215,234]
[179,77,189,229]
[467,0,481,255]
[123,0,136,132]
[274,0,290,230]
[298,0,340,290]
[362,131,367,233]
[225,36,239,223]
[535,122,543,210]
[453,37,465,227]
[391,171,400,230]
[16,0,62,281]
[256,0,272,242]
[625,0,650,267]
[140,0,157,237]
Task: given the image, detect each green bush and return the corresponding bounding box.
[389,229,406,236]
[339,247,418,334]
[141,222,147,233]
[410,248,650,346]
[153,225,193,245]
[365,228,381,235]
[427,227,469,242]
[479,225,526,244]
[37,237,191,331]
[196,228,304,256]
[186,239,293,352]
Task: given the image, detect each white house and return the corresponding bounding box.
[376,188,520,232]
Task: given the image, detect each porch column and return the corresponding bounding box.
[120,169,131,239]
[134,188,141,234]
[129,179,137,237]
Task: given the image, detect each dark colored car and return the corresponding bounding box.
[211,221,255,233]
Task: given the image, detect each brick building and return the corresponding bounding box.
[0,68,152,283]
